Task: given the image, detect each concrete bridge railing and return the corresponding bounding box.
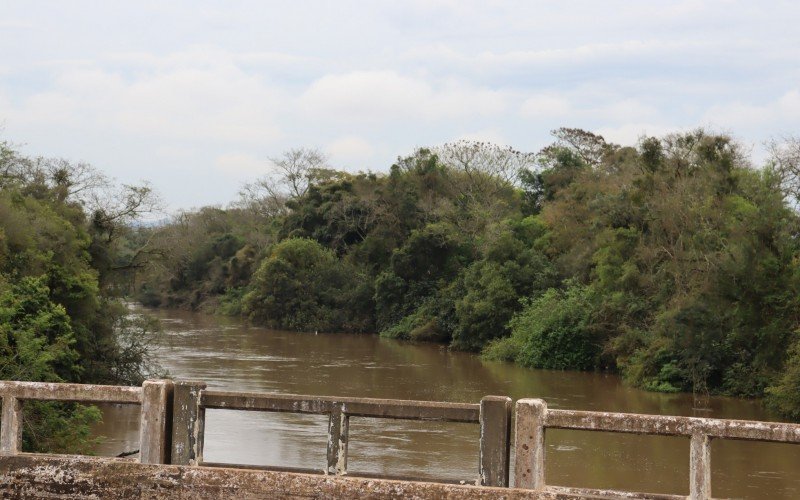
[2,379,800,499]
[0,379,173,464]
[170,380,512,487]
[514,398,800,500]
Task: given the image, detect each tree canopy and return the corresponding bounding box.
[0,140,162,452]
[129,130,800,421]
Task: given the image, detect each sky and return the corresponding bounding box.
[2,1,800,212]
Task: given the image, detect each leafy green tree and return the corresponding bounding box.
[766,336,800,420]
[485,284,600,370]
[243,238,372,332]
[0,139,161,451]
[131,134,800,421]
[451,217,558,350]
[0,277,80,382]
[375,222,470,337]
[0,277,103,452]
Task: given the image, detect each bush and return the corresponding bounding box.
[488,284,600,370]
[451,261,517,350]
[482,335,523,362]
[765,336,800,420]
[243,238,372,332]
[217,287,246,316]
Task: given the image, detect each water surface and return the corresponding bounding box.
[92,308,800,498]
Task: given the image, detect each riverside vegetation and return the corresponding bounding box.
[130,129,800,421]
[3,128,800,457]
[0,140,162,452]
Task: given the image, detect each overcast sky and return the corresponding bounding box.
[2,1,799,211]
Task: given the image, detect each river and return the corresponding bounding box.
[91,307,800,498]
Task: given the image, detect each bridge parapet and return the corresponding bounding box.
[1,380,799,499]
[173,383,512,486]
[0,379,173,463]
[514,398,800,500]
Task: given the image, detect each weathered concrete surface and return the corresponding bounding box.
[171,380,206,466]
[0,396,22,454]
[689,432,711,500]
[140,379,174,465]
[514,399,546,490]
[201,390,480,422]
[546,408,800,442]
[479,396,512,487]
[547,486,684,500]
[0,454,601,499]
[0,381,141,403]
[326,403,349,475]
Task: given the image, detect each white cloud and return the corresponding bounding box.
[2,1,800,210]
[327,135,375,167]
[6,59,285,145]
[597,99,661,123]
[403,39,737,74]
[520,95,572,118]
[115,68,282,143]
[300,70,506,122]
[105,47,316,73]
[215,153,265,177]
[699,89,800,147]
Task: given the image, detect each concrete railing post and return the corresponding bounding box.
[479,396,512,487]
[690,431,712,500]
[0,396,22,454]
[171,380,206,466]
[326,402,349,475]
[139,379,174,464]
[514,398,547,490]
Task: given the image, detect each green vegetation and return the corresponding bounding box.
[0,140,161,452]
[89,131,800,421]
[243,237,373,332]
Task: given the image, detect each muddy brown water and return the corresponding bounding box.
[91,307,800,498]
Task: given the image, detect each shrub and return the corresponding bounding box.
[765,336,800,420]
[492,284,600,370]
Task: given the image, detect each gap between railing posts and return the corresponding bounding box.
[168,383,513,488]
[0,379,174,465]
[513,398,714,498]
[512,398,800,500]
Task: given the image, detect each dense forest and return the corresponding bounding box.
[128,128,800,421]
[2,127,799,446]
[0,140,161,452]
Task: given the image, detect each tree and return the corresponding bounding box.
[766,335,800,420]
[0,139,163,451]
[538,127,614,169]
[767,135,800,203]
[436,140,534,203]
[243,238,372,332]
[0,277,80,383]
[238,147,329,217]
[0,277,103,453]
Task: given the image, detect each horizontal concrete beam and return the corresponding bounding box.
[0,454,592,499]
[546,409,800,443]
[0,381,141,404]
[201,390,480,422]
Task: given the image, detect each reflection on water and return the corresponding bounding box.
[91,307,800,498]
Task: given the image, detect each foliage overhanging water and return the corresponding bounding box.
[93,307,800,498]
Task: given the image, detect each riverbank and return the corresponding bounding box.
[94,307,799,498]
